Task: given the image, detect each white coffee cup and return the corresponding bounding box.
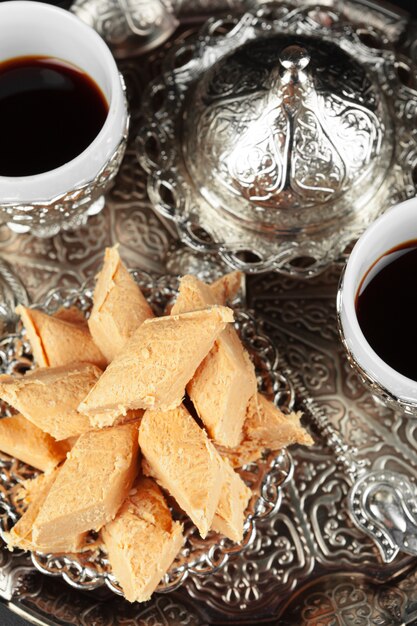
[0,1,129,236]
[337,197,417,415]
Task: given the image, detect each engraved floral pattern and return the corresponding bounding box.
[71,0,178,52]
[136,5,416,276]
[301,583,372,625]
[280,573,416,625]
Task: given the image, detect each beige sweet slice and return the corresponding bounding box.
[6,470,57,551]
[5,469,86,553]
[113,409,144,427]
[32,422,139,550]
[212,460,251,542]
[210,271,243,305]
[171,274,218,316]
[216,439,266,469]
[88,245,154,363]
[0,363,102,440]
[21,471,56,504]
[217,394,314,468]
[53,306,86,324]
[63,435,80,450]
[0,413,69,471]
[102,477,183,603]
[172,275,256,447]
[140,405,223,538]
[16,305,106,369]
[188,331,256,447]
[80,306,234,427]
[244,394,314,449]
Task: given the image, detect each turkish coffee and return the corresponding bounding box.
[355,239,417,381]
[0,56,108,177]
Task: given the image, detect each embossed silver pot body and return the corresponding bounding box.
[183,35,392,235]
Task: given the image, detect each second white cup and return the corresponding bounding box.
[337,197,417,416]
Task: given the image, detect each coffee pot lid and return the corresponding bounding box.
[182,33,392,233]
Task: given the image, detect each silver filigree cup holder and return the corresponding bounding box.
[136,7,417,277]
[0,271,294,596]
[0,117,129,238]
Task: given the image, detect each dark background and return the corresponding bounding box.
[391,0,416,14]
[1,0,416,15]
[0,0,416,624]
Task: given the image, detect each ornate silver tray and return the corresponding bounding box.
[1,1,417,623]
[137,6,417,277]
[0,271,293,597]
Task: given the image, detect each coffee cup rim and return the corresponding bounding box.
[338,196,417,405]
[0,1,127,201]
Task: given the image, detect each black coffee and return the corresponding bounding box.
[355,240,417,381]
[0,56,108,176]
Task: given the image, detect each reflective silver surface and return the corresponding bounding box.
[0,260,28,336]
[137,6,417,276]
[183,35,391,233]
[0,2,417,624]
[71,0,410,59]
[71,0,179,59]
[349,470,417,563]
[282,358,417,565]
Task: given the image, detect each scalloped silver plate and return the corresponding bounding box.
[0,271,294,597]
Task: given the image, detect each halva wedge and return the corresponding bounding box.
[212,459,251,543]
[217,393,313,468]
[32,422,139,550]
[16,305,106,369]
[210,271,243,305]
[140,405,223,538]
[79,306,234,427]
[0,413,69,471]
[88,245,154,363]
[172,275,256,447]
[5,469,86,553]
[102,477,183,602]
[0,362,102,440]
